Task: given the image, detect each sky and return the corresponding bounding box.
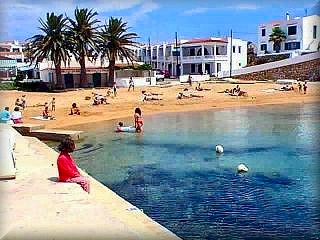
[0,0,319,45]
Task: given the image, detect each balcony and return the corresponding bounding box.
[181,55,228,62]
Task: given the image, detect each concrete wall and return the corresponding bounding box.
[115,77,157,87]
[179,74,210,83]
[302,15,320,51]
[232,57,320,81]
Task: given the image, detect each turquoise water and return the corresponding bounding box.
[70,103,319,240]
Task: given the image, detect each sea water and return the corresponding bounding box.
[71,103,320,240]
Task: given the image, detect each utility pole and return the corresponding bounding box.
[148,37,151,66]
[229,29,233,78]
[175,31,179,77]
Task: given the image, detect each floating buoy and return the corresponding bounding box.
[237,164,249,173]
[215,145,224,153]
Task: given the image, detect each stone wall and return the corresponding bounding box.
[234,58,320,81]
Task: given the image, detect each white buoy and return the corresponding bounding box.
[237,164,249,173]
[215,145,224,153]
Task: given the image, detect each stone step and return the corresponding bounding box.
[12,123,45,135]
[30,129,83,141]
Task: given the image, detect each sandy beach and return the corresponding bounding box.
[1,81,319,130]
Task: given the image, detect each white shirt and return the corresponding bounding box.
[11,111,22,120]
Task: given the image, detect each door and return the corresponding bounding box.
[197,64,202,74]
[64,74,74,88]
[93,73,101,87]
[205,64,210,74]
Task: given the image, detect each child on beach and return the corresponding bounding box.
[57,137,90,193]
[128,77,134,91]
[50,97,56,111]
[42,106,51,119]
[113,83,117,97]
[134,107,143,133]
[21,95,26,109]
[70,103,80,115]
[303,82,307,94]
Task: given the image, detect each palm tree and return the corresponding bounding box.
[269,27,286,53]
[99,17,138,86]
[68,8,100,87]
[26,13,70,89]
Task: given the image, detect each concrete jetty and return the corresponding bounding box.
[0,128,181,240]
[12,124,83,141]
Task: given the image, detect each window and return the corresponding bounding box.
[190,48,195,56]
[238,46,241,53]
[261,29,266,36]
[232,46,236,53]
[239,63,241,66]
[260,44,267,51]
[313,25,317,39]
[17,59,22,63]
[215,46,220,55]
[288,26,297,35]
[285,42,300,50]
[191,64,196,73]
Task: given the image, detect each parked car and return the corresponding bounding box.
[154,69,165,81]
[162,70,170,78]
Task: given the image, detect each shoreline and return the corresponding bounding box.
[0,82,319,130]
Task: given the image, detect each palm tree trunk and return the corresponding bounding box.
[55,62,64,89]
[108,59,115,87]
[79,52,87,88]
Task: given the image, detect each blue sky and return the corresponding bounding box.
[0,0,319,44]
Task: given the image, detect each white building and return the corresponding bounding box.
[0,40,26,66]
[138,37,247,77]
[257,14,320,56]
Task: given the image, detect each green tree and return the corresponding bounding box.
[269,27,286,53]
[26,13,70,89]
[68,8,100,87]
[99,17,138,86]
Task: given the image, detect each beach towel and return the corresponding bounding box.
[30,116,55,121]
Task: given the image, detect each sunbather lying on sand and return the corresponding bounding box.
[218,89,231,94]
[195,83,211,91]
[177,92,204,99]
[141,91,163,102]
[279,85,294,91]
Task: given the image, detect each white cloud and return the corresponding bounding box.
[125,0,160,26]
[1,0,158,40]
[182,2,260,15]
[183,7,211,15]
[231,3,259,10]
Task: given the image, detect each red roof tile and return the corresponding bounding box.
[182,38,228,45]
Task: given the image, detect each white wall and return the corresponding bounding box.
[218,51,320,78]
[115,77,156,87]
[302,15,320,52]
[179,74,210,82]
[227,37,247,70]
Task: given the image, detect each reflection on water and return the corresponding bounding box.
[73,103,320,240]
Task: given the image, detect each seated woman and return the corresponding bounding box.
[11,106,23,124]
[57,137,90,193]
[0,107,11,123]
[70,103,80,115]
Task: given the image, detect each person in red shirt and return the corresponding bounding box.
[57,137,90,193]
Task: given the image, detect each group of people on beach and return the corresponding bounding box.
[15,95,27,110]
[298,81,308,94]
